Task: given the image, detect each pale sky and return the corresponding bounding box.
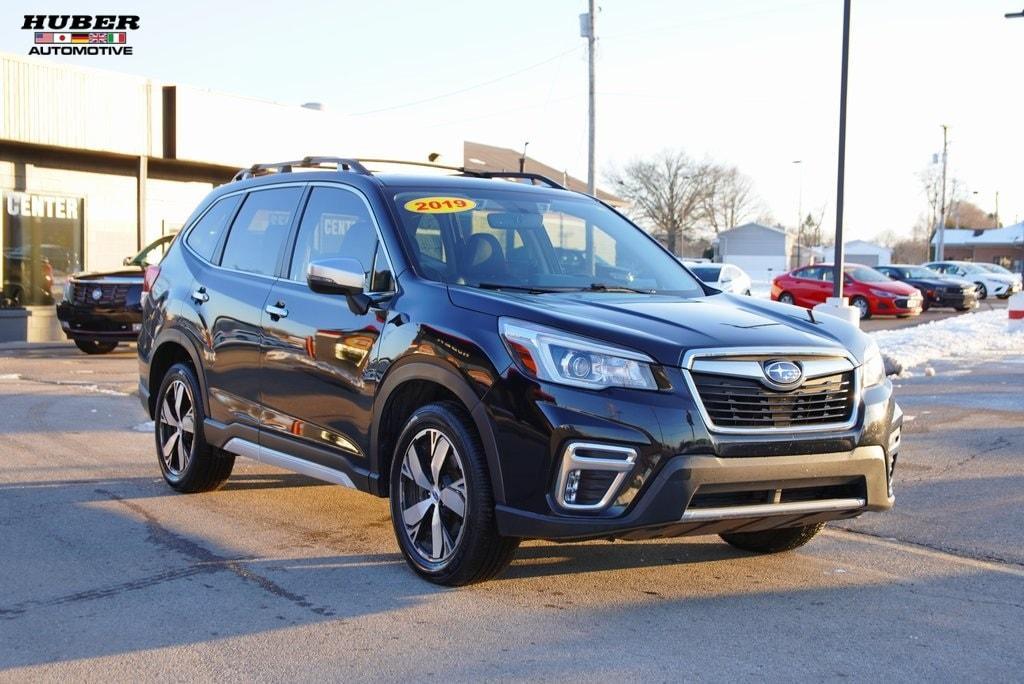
[3,0,1022,241]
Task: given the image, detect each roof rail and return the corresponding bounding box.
[232,156,371,181]
[231,156,566,190]
[468,171,565,190]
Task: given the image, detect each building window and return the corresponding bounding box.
[2,192,84,307]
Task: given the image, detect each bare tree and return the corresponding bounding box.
[701,165,761,234]
[606,150,711,255]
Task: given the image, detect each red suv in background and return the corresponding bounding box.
[772,264,923,320]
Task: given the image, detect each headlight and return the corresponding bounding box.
[499,318,658,390]
[861,340,886,388]
[63,279,74,302]
[870,288,894,298]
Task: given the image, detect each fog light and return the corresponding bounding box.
[564,469,581,504]
[132,323,142,332]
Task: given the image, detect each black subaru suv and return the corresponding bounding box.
[138,157,900,585]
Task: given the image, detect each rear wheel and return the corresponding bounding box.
[154,363,234,492]
[720,522,825,553]
[389,401,519,586]
[778,292,795,305]
[851,296,871,320]
[74,339,118,355]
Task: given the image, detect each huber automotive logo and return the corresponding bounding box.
[23,15,138,56]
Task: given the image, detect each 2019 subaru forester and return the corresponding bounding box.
[138,157,900,585]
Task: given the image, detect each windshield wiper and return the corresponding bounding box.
[475,282,559,294]
[583,282,654,294]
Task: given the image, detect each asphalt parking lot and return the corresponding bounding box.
[859,296,1006,332]
[1,344,1022,681]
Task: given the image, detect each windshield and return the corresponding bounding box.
[846,266,890,283]
[130,234,176,266]
[390,188,705,296]
[690,265,722,282]
[902,267,941,279]
[977,263,1012,275]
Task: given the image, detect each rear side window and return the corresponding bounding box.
[220,187,303,276]
[185,195,241,261]
[289,186,378,282]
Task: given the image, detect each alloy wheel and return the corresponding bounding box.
[159,379,195,475]
[854,298,869,319]
[398,428,468,564]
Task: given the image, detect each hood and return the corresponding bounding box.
[903,276,961,289]
[864,278,918,295]
[70,266,143,281]
[448,287,868,367]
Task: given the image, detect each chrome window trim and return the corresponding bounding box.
[680,346,861,435]
[554,442,638,511]
[286,180,398,295]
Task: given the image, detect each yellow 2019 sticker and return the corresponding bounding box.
[404,196,476,213]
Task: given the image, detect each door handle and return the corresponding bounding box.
[265,303,288,319]
[191,288,209,303]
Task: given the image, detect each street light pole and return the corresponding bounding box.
[581,0,596,196]
[936,124,949,260]
[793,160,803,266]
[832,0,851,299]
[1006,10,1023,279]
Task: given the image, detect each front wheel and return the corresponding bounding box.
[74,339,118,354]
[975,282,988,300]
[720,522,825,553]
[389,402,519,586]
[851,296,871,320]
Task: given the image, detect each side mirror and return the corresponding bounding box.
[307,257,372,314]
[307,257,365,296]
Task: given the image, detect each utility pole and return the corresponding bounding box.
[793,160,803,266]
[831,0,851,299]
[580,1,596,195]
[519,141,529,173]
[936,124,949,260]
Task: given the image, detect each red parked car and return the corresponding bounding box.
[772,264,923,320]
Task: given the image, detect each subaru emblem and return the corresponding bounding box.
[763,360,802,386]
[91,288,103,301]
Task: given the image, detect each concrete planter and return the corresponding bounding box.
[0,308,29,343]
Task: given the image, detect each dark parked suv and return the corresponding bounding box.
[138,157,901,585]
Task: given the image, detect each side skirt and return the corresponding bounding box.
[222,436,356,489]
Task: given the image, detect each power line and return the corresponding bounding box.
[351,46,583,116]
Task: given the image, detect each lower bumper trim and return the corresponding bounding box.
[681,497,866,522]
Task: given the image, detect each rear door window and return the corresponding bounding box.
[186,195,241,261]
[220,187,302,276]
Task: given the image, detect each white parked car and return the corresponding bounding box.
[923,260,1023,300]
[686,262,753,296]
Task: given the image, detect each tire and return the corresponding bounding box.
[975,282,988,300]
[921,299,930,312]
[851,296,871,320]
[778,292,795,305]
[389,401,519,586]
[154,362,234,493]
[75,339,118,354]
[720,522,825,553]
[744,289,752,296]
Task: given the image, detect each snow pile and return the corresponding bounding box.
[749,280,773,299]
[871,309,1024,370]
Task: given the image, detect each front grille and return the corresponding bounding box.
[71,282,131,307]
[691,370,855,428]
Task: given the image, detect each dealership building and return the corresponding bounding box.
[0,53,614,342]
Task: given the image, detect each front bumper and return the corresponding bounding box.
[931,289,978,308]
[496,445,894,541]
[56,302,142,341]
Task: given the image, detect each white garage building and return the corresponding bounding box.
[712,223,792,282]
[844,240,892,267]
